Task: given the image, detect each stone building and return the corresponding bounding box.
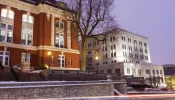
[0,0,80,70]
[80,29,165,86]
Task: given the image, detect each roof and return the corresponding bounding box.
[164,67,175,75]
[119,29,148,39]
[20,0,75,13]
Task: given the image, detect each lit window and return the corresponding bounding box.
[21,14,34,45]
[1,9,14,19]
[0,9,14,43]
[58,55,65,67]
[21,53,30,63]
[55,21,64,48]
[55,34,64,48]
[0,51,10,66]
[1,9,7,17]
[56,21,64,29]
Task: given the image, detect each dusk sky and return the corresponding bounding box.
[114,0,175,65]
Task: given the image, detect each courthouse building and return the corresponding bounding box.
[0,0,80,70]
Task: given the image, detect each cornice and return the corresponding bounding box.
[37,45,80,54]
[0,0,69,20]
[0,43,80,54]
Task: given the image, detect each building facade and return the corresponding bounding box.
[82,29,165,85]
[163,64,175,89]
[0,0,80,70]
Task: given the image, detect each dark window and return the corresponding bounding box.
[116,68,120,74]
[114,52,116,57]
[157,70,159,74]
[111,60,113,63]
[139,41,142,45]
[111,45,113,50]
[134,40,137,44]
[113,36,115,41]
[111,53,113,57]
[88,51,92,55]
[105,47,107,51]
[146,69,150,74]
[88,44,91,47]
[107,69,112,74]
[145,49,147,53]
[110,37,112,42]
[144,43,147,47]
[153,70,155,74]
[160,70,162,74]
[113,45,116,49]
[114,60,117,63]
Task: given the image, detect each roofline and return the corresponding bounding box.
[119,29,148,39]
[20,0,76,14]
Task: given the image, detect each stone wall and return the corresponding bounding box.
[0,81,114,99]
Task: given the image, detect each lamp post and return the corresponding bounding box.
[95,56,99,73]
[47,51,51,70]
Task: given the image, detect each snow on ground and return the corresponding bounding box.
[128,89,175,94]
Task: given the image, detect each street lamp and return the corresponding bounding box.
[47,51,51,70]
[95,56,99,73]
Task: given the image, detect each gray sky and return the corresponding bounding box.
[114,0,175,65]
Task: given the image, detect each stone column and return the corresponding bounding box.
[51,14,55,46]
[114,79,127,95]
[67,21,71,49]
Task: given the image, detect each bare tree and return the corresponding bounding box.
[63,0,118,70]
[145,76,161,88]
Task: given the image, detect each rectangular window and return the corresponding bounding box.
[139,41,142,45]
[111,53,113,57]
[0,51,9,66]
[51,56,54,65]
[70,57,72,66]
[58,55,65,67]
[138,69,141,75]
[127,68,130,74]
[114,52,116,57]
[113,45,116,49]
[145,49,147,53]
[133,69,136,74]
[111,45,113,50]
[153,70,155,74]
[88,51,92,55]
[105,54,107,58]
[116,68,120,74]
[55,33,64,48]
[56,21,64,29]
[144,43,147,47]
[21,53,30,63]
[110,37,112,42]
[146,69,150,74]
[113,36,115,41]
[156,70,159,75]
[160,70,162,74]
[107,69,112,73]
[88,44,91,48]
[105,47,107,51]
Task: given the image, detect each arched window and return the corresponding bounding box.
[21,14,34,45]
[0,8,14,43]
